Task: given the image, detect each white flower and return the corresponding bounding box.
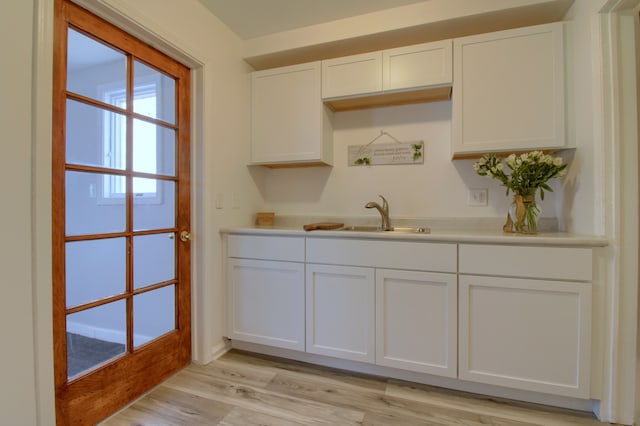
[496,163,504,171]
[478,157,487,165]
[553,157,563,166]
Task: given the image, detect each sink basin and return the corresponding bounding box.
[339,225,430,234]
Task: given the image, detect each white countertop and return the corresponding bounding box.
[220,225,608,247]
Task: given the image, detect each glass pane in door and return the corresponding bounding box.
[133,233,175,289]
[132,119,176,176]
[65,171,126,236]
[66,99,127,170]
[66,238,126,308]
[133,60,175,124]
[67,28,127,108]
[66,300,126,379]
[134,286,175,347]
[133,179,175,231]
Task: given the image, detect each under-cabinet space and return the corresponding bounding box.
[376,269,457,377]
[452,22,566,158]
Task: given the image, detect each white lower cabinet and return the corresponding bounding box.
[458,274,592,398]
[225,234,597,403]
[305,264,375,363]
[226,234,306,351]
[376,269,457,377]
[227,258,305,351]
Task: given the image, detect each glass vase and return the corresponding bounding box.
[508,193,540,234]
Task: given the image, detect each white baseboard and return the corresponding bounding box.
[67,321,152,345]
[211,338,231,360]
[230,340,596,414]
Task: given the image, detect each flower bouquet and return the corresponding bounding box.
[473,151,568,233]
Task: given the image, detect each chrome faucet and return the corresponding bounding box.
[365,195,392,231]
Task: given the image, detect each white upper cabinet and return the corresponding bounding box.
[322,40,453,111]
[383,40,453,91]
[321,51,382,99]
[251,62,333,167]
[452,22,566,158]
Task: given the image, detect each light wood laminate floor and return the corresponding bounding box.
[103,350,607,425]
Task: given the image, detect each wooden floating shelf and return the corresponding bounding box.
[451,148,569,161]
[249,161,332,169]
[324,86,452,112]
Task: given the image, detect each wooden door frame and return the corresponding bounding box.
[52,1,191,423]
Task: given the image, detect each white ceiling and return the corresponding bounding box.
[197,0,429,39]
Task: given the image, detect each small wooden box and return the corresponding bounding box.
[256,212,275,226]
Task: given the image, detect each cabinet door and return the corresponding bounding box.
[452,22,565,156]
[383,40,452,91]
[376,269,457,377]
[306,264,375,362]
[459,275,591,398]
[251,61,332,165]
[321,51,382,99]
[227,258,305,351]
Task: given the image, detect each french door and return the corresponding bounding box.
[52,1,191,424]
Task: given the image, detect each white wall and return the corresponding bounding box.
[0,1,38,425]
[558,0,606,235]
[258,100,561,223]
[247,3,603,235]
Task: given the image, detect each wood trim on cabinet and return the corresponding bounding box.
[324,86,452,112]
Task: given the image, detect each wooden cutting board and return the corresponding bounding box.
[303,222,344,231]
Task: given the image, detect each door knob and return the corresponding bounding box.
[179,231,192,242]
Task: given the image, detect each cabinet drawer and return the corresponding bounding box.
[227,235,304,262]
[459,244,592,281]
[306,238,456,273]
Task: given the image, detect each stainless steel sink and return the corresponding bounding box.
[339,225,430,234]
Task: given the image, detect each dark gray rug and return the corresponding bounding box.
[67,332,125,378]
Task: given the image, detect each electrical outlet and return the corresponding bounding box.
[467,188,488,206]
